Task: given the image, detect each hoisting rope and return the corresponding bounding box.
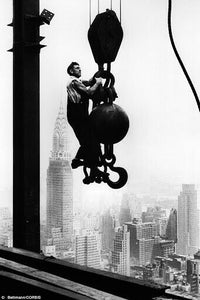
[89,0,122,26]
[119,0,121,23]
[168,0,200,112]
[89,0,91,26]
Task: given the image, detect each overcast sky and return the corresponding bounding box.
[1,0,200,210]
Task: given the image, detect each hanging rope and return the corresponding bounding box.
[110,0,113,10]
[168,0,200,112]
[98,0,100,14]
[89,0,91,26]
[119,0,121,23]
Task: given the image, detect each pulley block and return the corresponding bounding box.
[88,9,123,65]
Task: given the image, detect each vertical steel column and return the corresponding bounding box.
[13,0,40,252]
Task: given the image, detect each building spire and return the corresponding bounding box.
[50,102,71,161]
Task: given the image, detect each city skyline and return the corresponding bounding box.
[2,181,200,297]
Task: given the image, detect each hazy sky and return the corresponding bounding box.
[1,0,200,209]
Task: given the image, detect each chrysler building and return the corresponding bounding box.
[46,103,73,248]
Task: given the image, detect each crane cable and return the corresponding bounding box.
[168,0,200,112]
[89,0,122,26]
[120,0,121,23]
[89,0,91,26]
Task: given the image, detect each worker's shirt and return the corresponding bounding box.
[66,76,90,122]
[67,76,89,104]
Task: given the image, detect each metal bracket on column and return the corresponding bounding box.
[25,9,54,26]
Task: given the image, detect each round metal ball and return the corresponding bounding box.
[89,103,129,144]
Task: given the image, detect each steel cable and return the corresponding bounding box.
[168,0,200,112]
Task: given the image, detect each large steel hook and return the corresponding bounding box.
[102,151,128,189]
[106,165,128,189]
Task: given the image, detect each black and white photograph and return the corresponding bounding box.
[0,0,200,299]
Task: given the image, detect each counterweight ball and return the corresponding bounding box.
[89,103,129,144]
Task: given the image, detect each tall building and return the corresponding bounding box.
[0,207,12,232]
[126,220,175,266]
[177,184,199,256]
[46,103,73,249]
[135,237,175,266]
[156,240,175,257]
[111,224,130,276]
[187,259,200,293]
[119,194,132,226]
[126,219,158,260]
[156,217,168,238]
[142,206,166,223]
[142,207,168,237]
[0,207,12,247]
[138,238,156,266]
[75,233,101,269]
[81,213,100,233]
[100,210,115,252]
[166,208,177,243]
[0,207,11,220]
[121,193,142,219]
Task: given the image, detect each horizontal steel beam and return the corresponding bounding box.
[0,246,168,299]
[0,270,90,299]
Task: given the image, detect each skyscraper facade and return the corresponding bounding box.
[111,224,130,276]
[177,184,199,256]
[46,104,73,249]
[121,193,142,219]
[187,259,200,293]
[100,210,115,252]
[75,233,101,269]
[138,238,155,266]
[166,208,177,243]
[126,219,175,266]
[119,194,132,226]
[126,219,158,260]
[142,206,166,223]
[0,207,12,248]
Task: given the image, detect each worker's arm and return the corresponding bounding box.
[82,77,95,87]
[73,77,102,97]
